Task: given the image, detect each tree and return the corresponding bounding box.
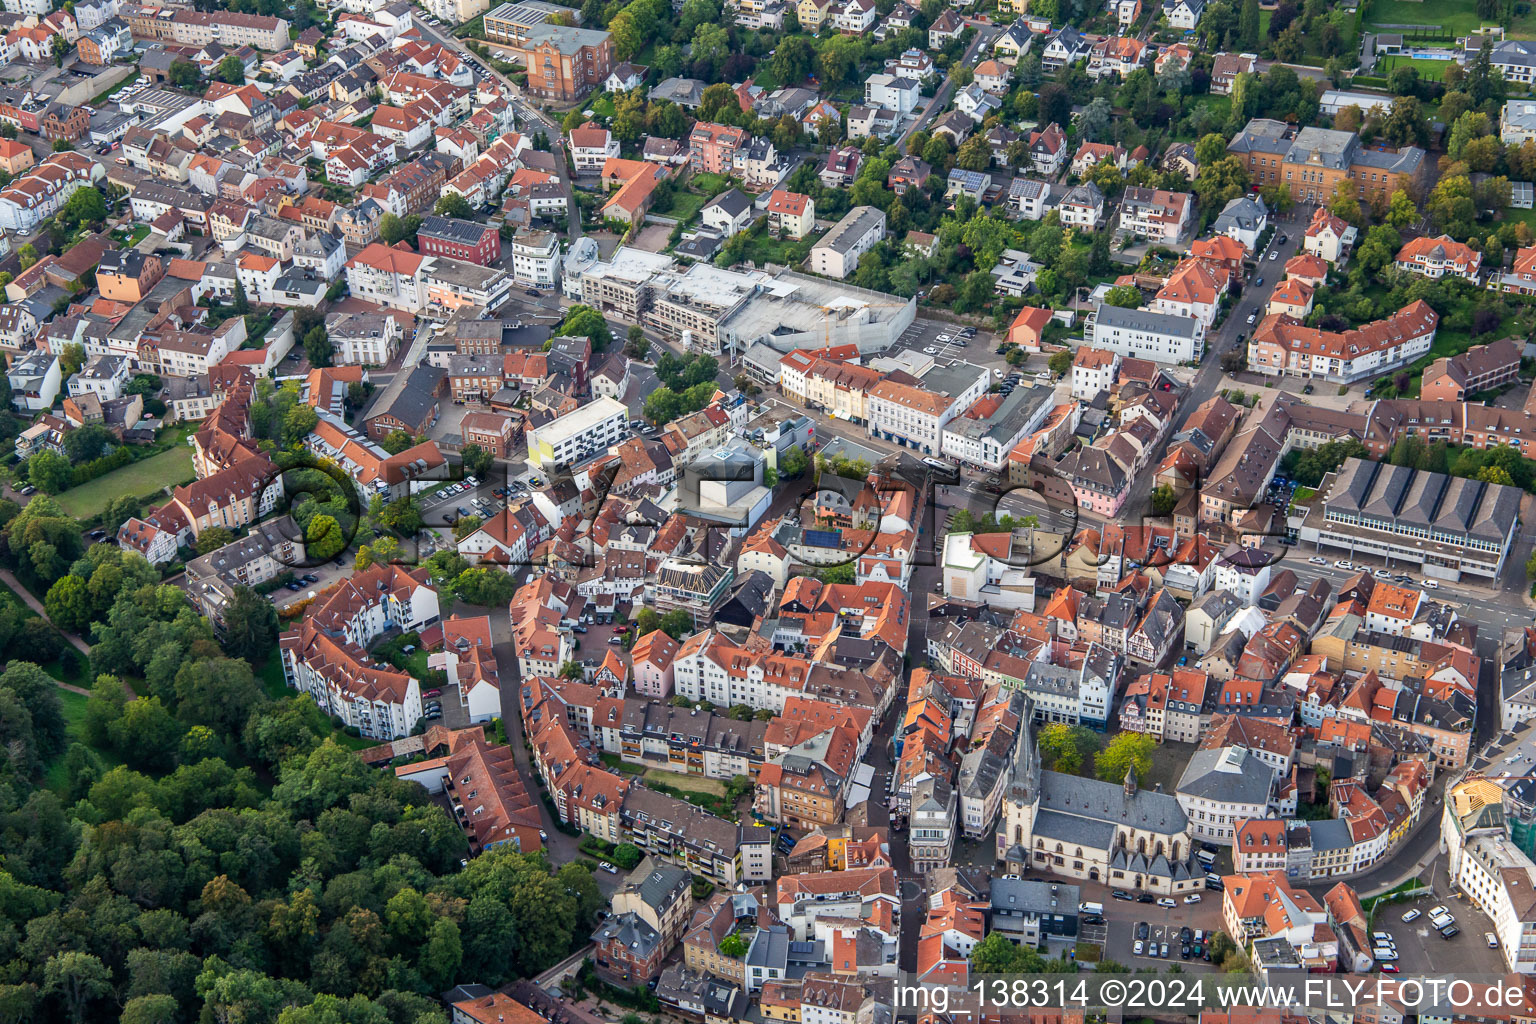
[231,279,250,315]
[306,514,346,561]
[766,445,805,482]
[719,932,748,957]
[955,135,990,172]
[303,326,332,368]
[558,304,613,352]
[17,242,38,269]
[1047,350,1073,377]
[168,58,200,90]
[624,325,650,360]
[1077,97,1111,142]
[378,213,422,246]
[434,193,474,219]
[192,526,236,555]
[44,574,91,633]
[1037,723,1098,774]
[461,443,495,478]
[218,54,245,84]
[62,421,114,462]
[1096,731,1156,784]
[1151,484,1178,515]
[60,186,106,228]
[43,951,114,1024]
[970,932,1043,973]
[221,586,280,663]
[453,567,518,606]
[174,657,262,735]
[379,496,423,535]
[1104,285,1142,308]
[1208,931,1238,968]
[612,842,643,869]
[1237,0,1260,48]
[27,450,72,495]
[380,429,416,455]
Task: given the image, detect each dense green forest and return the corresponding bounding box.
[0,502,602,1024]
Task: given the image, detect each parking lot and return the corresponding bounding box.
[890,318,993,366]
[1367,894,1498,976]
[1097,891,1226,971]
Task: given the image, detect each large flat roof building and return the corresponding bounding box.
[1297,457,1521,581]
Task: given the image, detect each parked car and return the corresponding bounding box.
[1136,921,1149,939]
[1133,940,1144,956]
[1440,925,1460,939]
[1137,893,1155,904]
[1309,556,1327,565]
[1112,889,1134,901]
[607,636,624,644]
[599,862,619,873]
[1184,893,1202,904]
[423,689,441,698]
[1156,897,1176,909]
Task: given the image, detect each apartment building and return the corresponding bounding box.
[278,564,440,739]
[345,242,512,315]
[185,518,304,626]
[0,150,102,233]
[510,229,560,288]
[689,121,750,175]
[766,189,815,239]
[1119,187,1193,245]
[1083,303,1206,363]
[326,311,402,366]
[417,215,501,266]
[527,395,627,469]
[1248,300,1437,383]
[1394,235,1482,280]
[808,205,886,280]
[867,361,989,456]
[1419,338,1521,402]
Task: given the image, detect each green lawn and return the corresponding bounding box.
[589,93,616,120]
[1377,55,1458,81]
[1365,0,1499,38]
[654,189,707,222]
[42,690,126,793]
[735,228,822,268]
[643,768,726,796]
[1503,206,1536,231]
[56,445,195,519]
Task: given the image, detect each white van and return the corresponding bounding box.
[1079,901,1104,917]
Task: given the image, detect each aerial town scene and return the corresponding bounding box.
[9,0,1536,1019]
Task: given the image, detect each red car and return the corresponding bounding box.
[423,688,442,698]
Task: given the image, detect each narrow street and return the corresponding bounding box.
[896,24,1000,156]
[411,20,584,244]
[1116,205,1312,521]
